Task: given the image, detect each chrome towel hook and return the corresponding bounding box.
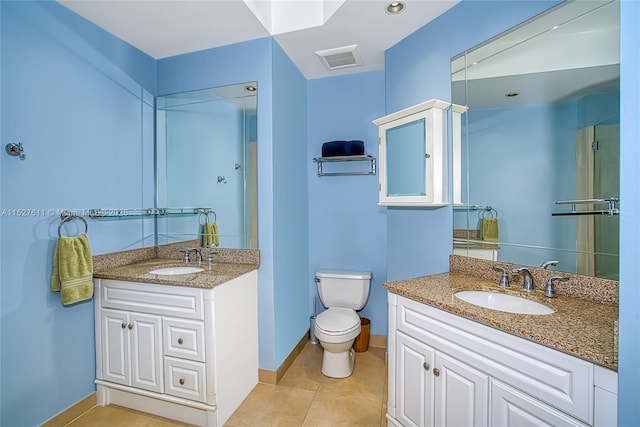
[5,142,26,160]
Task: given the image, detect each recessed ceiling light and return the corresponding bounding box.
[505,92,519,97]
[245,85,256,92]
[386,2,405,14]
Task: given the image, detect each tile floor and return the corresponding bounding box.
[67,342,388,426]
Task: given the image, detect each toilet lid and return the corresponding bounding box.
[315,308,359,332]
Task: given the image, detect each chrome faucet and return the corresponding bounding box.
[544,276,569,298]
[512,266,534,291]
[540,260,559,270]
[179,247,202,264]
[492,265,510,288]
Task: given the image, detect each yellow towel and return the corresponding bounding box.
[482,218,499,242]
[51,233,94,305]
[200,222,219,247]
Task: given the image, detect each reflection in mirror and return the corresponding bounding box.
[451,1,619,280]
[156,82,258,249]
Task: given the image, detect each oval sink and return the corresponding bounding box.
[148,266,204,276]
[455,291,555,315]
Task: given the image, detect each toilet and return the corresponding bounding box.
[314,269,371,378]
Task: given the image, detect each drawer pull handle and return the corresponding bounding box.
[128,324,133,330]
[179,378,185,385]
[178,338,184,345]
[121,322,126,329]
[423,362,430,371]
[433,368,440,377]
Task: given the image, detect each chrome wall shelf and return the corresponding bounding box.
[312,155,376,177]
[552,198,619,216]
[60,207,214,220]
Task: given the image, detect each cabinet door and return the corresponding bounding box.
[434,352,489,427]
[491,380,587,426]
[374,99,450,207]
[396,332,435,427]
[130,313,163,393]
[102,309,130,386]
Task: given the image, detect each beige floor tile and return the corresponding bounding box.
[315,348,386,403]
[224,383,315,427]
[67,405,190,427]
[278,343,325,391]
[301,394,382,427]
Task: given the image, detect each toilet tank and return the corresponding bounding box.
[316,270,371,310]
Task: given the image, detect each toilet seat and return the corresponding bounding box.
[315,308,361,343]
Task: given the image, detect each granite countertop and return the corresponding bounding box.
[94,258,259,289]
[384,272,618,370]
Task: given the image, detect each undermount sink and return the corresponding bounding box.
[455,290,555,315]
[148,266,204,276]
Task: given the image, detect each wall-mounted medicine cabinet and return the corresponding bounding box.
[373,99,451,207]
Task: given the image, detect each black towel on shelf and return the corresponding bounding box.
[321,140,365,157]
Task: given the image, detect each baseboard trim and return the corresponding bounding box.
[369,334,387,349]
[258,330,309,385]
[41,393,96,427]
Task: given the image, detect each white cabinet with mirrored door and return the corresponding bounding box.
[374,99,450,207]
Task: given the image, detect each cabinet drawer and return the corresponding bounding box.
[163,318,205,362]
[491,380,587,426]
[164,357,206,403]
[100,279,204,320]
[397,296,593,424]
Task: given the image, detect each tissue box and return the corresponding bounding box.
[321,140,365,157]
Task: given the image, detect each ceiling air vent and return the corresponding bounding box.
[316,45,362,71]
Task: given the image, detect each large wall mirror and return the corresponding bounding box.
[156,82,258,249]
[451,0,620,280]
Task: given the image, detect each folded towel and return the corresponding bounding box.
[200,222,219,247]
[481,218,499,242]
[51,233,94,305]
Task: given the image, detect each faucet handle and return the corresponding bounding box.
[492,265,510,288]
[544,275,569,298]
[204,247,218,266]
[179,247,193,264]
[512,266,534,291]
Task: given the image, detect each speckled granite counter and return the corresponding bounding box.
[94,258,258,289]
[384,272,618,370]
[92,241,259,289]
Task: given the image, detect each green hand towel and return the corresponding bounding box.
[201,222,219,247]
[51,233,94,305]
[482,218,499,242]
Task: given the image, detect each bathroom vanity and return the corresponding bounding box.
[384,263,618,427]
[93,258,259,427]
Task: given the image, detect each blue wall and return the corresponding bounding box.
[618,0,640,423]
[307,71,387,335]
[0,2,155,425]
[271,41,310,366]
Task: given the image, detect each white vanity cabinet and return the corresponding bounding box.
[373,99,450,207]
[387,293,618,427]
[94,270,258,427]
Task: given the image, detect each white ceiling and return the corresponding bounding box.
[58,0,460,80]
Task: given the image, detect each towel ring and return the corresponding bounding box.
[481,206,497,219]
[199,210,217,225]
[58,215,88,237]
